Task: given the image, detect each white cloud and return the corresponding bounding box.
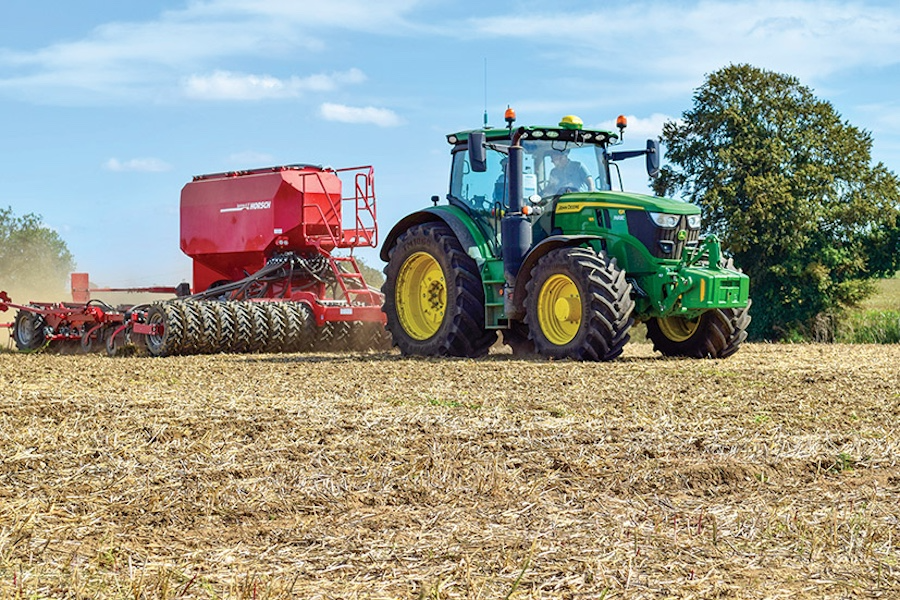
[182,68,365,101]
[179,0,421,29]
[320,103,403,127]
[0,0,412,103]
[3,0,900,111]
[471,1,900,91]
[104,157,172,172]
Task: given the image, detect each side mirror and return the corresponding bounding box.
[468,132,487,173]
[646,139,660,178]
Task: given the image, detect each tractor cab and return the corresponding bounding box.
[445,116,661,251]
[446,115,658,213]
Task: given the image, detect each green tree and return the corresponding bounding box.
[0,206,76,300]
[654,64,900,340]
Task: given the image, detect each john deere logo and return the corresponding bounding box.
[677,230,687,241]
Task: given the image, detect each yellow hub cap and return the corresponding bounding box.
[396,252,446,340]
[537,274,582,345]
[657,316,701,342]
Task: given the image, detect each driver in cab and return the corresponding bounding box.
[545,149,594,194]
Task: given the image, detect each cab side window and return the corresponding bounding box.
[449,148,507,213]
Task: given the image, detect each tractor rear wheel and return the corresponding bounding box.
[383,222,496,357]
[645,303,751,359]
[12,310,46,352]
[524,247,634,361]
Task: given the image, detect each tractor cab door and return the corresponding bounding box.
[448,145,509,250]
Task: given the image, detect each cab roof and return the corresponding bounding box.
[446,125,618,147]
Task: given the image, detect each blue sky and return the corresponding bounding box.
[2,0,899,287]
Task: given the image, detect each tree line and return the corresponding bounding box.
[0,207,75,299]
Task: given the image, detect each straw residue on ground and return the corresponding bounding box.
[1,343,898,598]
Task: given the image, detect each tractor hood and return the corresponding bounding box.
[554,190,700,215]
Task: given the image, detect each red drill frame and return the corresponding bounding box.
[2,163,386,354]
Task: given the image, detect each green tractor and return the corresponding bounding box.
[381,111,751,360]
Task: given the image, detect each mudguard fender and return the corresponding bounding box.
[380,206,491,265]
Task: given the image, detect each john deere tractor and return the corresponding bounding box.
[381,111,751,360]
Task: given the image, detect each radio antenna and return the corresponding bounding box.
[483,57,488,127]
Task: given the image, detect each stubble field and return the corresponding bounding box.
[0,342,898,599]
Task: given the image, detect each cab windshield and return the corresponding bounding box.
[449,139,611,214]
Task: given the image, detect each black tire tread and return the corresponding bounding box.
[524,247,635,361]
[144,302,185,357]
[382,222,496,357]
[285,302,314,352]
[12,309,46,352]
[263,303,288,353]
[647,303,752,359]
[246,303,270,353]
[230,301,254,353]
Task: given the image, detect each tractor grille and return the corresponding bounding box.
[626,212,700,260]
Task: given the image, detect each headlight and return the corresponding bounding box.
[687,214,701,229]
[649,212,679,228]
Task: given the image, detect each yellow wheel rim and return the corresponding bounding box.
[657,316,701,342]
[537,274,582,346]
[396,252,446,340]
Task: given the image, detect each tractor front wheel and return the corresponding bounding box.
[524,247,634,361]
[645,303,751,359]
[382,222,496,357]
